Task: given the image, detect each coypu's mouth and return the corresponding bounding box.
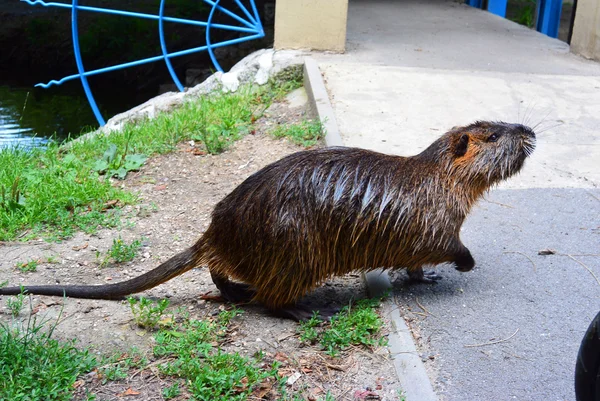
[516,124,536,157]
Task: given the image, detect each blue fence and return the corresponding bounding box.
[466,0,564,38]
[22,0,265,126]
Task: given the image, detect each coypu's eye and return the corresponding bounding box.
[487,133,500,142]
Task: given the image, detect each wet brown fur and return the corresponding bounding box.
[0,121,536,317]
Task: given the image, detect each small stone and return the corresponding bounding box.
[286,372,301,386]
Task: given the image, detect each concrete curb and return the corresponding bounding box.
[303,57,438,401]
[302,57,344,147]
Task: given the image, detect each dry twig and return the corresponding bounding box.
[504,251,537,272]
[464,328,519,348]
[484,199,514,209]
[565,254,600,287]
[415,297,437,318]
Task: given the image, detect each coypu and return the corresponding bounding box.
[0,121,536,320]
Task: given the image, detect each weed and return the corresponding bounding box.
[268,65,304,100]
[6,292,27,317]
[98,347,148,384]
[162,382,181,399]
[321,392,336,401]
[0,176,25,212]
[298,312,322,344]
[15,259,39,272]
[154,309,278,401]
[509,0,537,27]
[0,308,97,401]
[92,143,148,180]
[46,254,60,264]
[271,119,324,147]
[108,236,142,263]
[128,297,170,329]
[298,298,387,356]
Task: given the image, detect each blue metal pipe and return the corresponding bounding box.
[206,0,223,72]
[159,0,184,91]
[234,0,257,25]
[202,0,254,29]
[36,33,265,88]
[25,0,265,126]
[249,0,263,32]
[70,0,105,125]
[21,0,259,33]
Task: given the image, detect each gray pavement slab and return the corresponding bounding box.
[318,0,600,76]
[393,188,600,401]
[308,0,600,399]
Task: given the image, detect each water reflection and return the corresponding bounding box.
[0,84,99,149]
[0,107,48,149]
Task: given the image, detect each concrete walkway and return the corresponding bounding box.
[309,0,600,400]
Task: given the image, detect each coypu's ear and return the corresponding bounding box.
[454,134,469,157]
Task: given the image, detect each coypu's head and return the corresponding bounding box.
[440,121,536,186]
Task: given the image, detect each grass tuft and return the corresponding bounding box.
[298,298,387,356]
[0,311,97,401]
[271,119,324,147]
[153,309,278,401]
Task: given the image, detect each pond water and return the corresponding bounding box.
[0,84,100,149]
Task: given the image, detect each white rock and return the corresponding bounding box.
[255,51,274,85]
[221,71,240,92]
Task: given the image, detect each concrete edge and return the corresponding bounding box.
[365,270,438,401]
[303,57,438,401]
[388,305,438,401]
[302,57,344,147]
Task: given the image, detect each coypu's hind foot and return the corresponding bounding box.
[210,270,255,303]
[408,267,443,284]
[270,303,341,322]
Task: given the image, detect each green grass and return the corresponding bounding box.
[508,0,537,27]
[0,72,304,242]
[271,119,324,147]
[15,258,39,272]
[0,313,97,401]
[299,298,387,356]
[98,347,148,384]
[153,309,280,401]
[0,300,349,400]
[95,307,284,400]
[127,296,170,329]
[96,236,142,266]
[5,292,27,317]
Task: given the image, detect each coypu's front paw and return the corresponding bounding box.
[454,248,475,272]
[408,267,443,283]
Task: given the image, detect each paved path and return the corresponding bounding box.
[311,0,600,399]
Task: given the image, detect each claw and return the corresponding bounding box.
[408,268,442,284]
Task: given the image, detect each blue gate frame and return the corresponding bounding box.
[466,0,563,38]
[22,0,265,126]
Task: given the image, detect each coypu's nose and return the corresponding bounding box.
[510,123,536,138]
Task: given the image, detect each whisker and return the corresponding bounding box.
[523,101,537,126]
[531,109,553,131]
[536,122,564,135]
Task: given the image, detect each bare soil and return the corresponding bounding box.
[0,95,401,400]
